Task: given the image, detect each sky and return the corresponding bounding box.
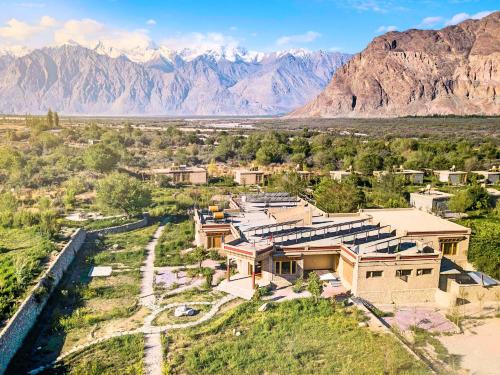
[0,0,497,54]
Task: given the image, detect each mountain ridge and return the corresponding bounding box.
[0,43,351,115]
[290,12,500,118]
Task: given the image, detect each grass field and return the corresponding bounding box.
[155,216,195,267]
[153,304,212,326]
[165,298,430,375]
[40,334,144,375]
[0,227,55,323]
[7,224,157,373]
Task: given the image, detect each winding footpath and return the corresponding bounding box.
[28,222,236,375]
[141,223,166,375]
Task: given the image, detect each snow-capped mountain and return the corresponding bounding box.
[0,42,351,115]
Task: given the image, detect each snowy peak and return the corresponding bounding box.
[0,43,352,115]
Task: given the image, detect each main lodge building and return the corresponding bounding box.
[195,193,498,304]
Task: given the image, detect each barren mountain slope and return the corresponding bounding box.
[291,12,499,118]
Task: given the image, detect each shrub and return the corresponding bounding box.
[292,277,304,293]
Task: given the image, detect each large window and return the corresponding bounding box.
[440,241,458,256]
[417,268,432,276]
[274,260,297,275]
[396,269,412,277]
[366,270,383,278]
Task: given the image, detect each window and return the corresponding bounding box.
[417,268,432,276]
[366,270,383,278]
[396,269,412,277]
[274,260,297,275]
[440,242,458,256]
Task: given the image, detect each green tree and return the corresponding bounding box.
[371,173,408,208]
[47,109,54,127]
[54,111,60,128]
[0,192,18,227]
[314,178,365,213]
[449,185,490,213]
[464,220,500,279]
[192,246,208,268]
[83,143,121,173]
[272,171,307,197]
[307,271,323,303]
[354,151,383,175]
[96,172,152,217]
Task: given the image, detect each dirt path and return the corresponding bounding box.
[141,223,166,375]
[140,224,165,310]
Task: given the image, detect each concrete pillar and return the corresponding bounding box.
[252,265,256,289]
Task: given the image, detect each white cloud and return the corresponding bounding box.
[40,15,57,28]
[376,25,397,33]
[445,10,494,26]
[419,16,443,27]
[54,18,152,50]
[0,18,42,41]
[161,32,240,52]
[276,31,321,46]
[146,19,156,26]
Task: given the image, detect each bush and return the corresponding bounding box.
[292,277,304,293]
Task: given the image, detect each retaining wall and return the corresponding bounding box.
[0,229,86,374]
[0,215,150,374]
[87,214,149,237]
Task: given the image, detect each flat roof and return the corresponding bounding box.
[152,166,206,173]
[362,208,469,234]
[410,190,454,199]
[434,170,467,175]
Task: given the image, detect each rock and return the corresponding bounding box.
[174,305,196,317]
[258,303,270,312]
[112,244,120,250]
[235,331,241,336]
[291,12,500,118]
[358,322,369,327]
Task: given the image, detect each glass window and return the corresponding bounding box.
[440,242,458,255]
[281,261,291,274]
[417,268,432,276]
[396,269,412,277]
[274,260,297,275]
[366,270,383,278]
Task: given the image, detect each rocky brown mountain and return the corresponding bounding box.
[290,12,499,118]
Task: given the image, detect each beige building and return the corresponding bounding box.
[195,193,495,305]
[410,189,454,213]
[151,165,207,185]
[330,170,353,181]
[434,170,467,185]
[374,169,424,184]
[234,169,265,185]
[473,170,500,185]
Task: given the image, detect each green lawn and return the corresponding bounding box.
[165,299,430,375]
[8,225,157,373]
[40,334,144,375]
[155,216,195,267]
[61,216,139,231]
[0,227,55,323]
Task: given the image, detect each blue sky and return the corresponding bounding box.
[0,0,497,53]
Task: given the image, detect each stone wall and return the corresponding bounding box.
[0,229,87,374]
[0,215,150,374]
[87,214,149,237]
